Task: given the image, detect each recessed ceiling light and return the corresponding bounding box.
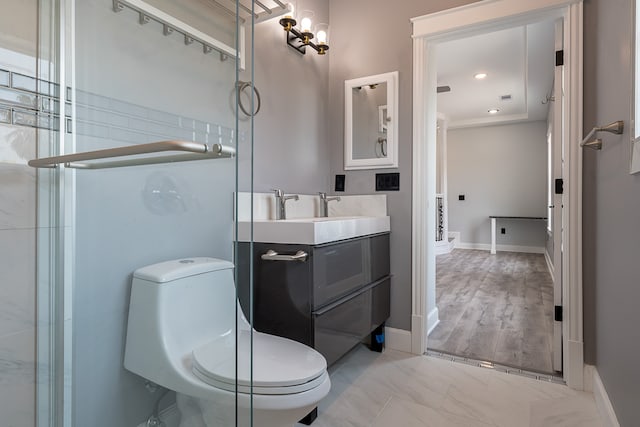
[488,108,499,114]
[474,73,488,80]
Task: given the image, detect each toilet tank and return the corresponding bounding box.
[124,257,247,388]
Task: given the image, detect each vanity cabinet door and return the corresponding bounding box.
[312,238,371,309]
[241,242,314,347]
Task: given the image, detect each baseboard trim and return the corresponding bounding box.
[434,242,451,255]
[544,249,555,277]
[583,364,594,393]
[385,327,412,353]
[593,368,621,427]
[426,307,440,336]
[448,231,460,250]
[411,315,425,354]
[457,242,545,254]
[566,340,584,390]
[136,403,180,427]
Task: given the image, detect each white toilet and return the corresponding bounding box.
[124,257,331,427]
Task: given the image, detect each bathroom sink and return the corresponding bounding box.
[236,216,390,245]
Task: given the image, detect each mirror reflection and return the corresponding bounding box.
[344,71,398,170]
[352,82,388,159]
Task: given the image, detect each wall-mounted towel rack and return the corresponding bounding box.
[113,0,239,62]
[580,120,624,150]
[206,0,289,22]
[112,0,290,69]
[28,140,234,170]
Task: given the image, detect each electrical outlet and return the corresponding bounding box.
[335,174,345,192]
[458,194,465,201]
[501,228,506,234]
[375,173,400,191]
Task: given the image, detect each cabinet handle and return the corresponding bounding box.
[261,249,308,262]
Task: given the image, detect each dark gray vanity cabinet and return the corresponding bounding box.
[237,233,390,366]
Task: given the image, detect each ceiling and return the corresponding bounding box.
[435,19,556,129]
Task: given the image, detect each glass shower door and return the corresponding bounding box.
[34,0,258,425]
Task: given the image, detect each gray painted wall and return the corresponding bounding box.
[328,0,475,330]
[583,0,640,424]
[241,0,330,195]
[0,1,37,425]
[447,122,548,249]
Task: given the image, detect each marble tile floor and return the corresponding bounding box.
[430,249,555,374]
[298,345,602,427]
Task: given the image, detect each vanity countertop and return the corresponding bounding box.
[236,216,390,245]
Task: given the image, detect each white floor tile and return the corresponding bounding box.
[306,345,603,427]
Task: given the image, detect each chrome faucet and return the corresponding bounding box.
[319,192,341,217]
[272,189,299,220]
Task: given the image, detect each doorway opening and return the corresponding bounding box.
[427,19,561,376]
[410,0,585,389]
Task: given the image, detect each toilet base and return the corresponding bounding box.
[298,407,317,425]
[176,393,320,427]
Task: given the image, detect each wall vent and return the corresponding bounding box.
[500,94,512,101]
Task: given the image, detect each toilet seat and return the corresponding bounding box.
[192,330,327,396]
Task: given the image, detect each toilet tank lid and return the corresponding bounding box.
[133,257,234,283]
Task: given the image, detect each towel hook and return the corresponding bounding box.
[237,81,261,117]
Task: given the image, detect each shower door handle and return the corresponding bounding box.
[261,249,308,262]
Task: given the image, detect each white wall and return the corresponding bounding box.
[447,121,548,250]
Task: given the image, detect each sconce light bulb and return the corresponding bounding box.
[317,30,327,44]
[301,17,312,32]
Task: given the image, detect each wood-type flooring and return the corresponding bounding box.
[429,249,555,374]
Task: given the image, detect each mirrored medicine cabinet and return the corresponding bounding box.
[344,71,398,170]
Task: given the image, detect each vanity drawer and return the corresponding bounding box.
[312,238,370,308]
[313,287,372,366]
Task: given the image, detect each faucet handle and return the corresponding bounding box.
[318,192,327,199]
[271,188,283,197]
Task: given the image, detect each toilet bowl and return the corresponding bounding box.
[123,257,331,427]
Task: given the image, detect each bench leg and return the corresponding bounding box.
[491,218,497,254]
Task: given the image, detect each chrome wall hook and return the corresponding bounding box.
[542,94,555,104]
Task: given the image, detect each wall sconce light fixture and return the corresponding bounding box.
[279,4,329,55]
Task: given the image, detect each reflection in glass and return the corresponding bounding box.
[352,82,387,160]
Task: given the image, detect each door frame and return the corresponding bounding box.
[410,0,585,389]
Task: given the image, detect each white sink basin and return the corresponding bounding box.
[236,216,390,245]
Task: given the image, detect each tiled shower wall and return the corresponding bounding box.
[0,0,38,425]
